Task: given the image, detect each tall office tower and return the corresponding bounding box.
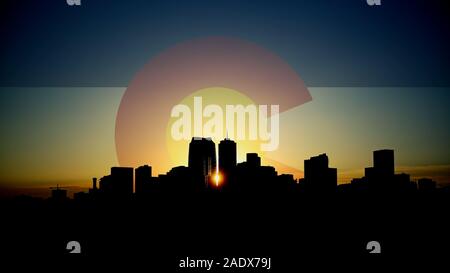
[304,153,337,192]
[188,137,217,187]
[135,165,152,195]
[218,138,237,185]
[373,149,395,177]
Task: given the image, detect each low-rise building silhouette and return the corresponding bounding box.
[418,178,437,192]
[99,167,134,199]
[50,185,67,201]
[232,153,279,192]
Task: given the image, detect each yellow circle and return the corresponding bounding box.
[166,87,264,168]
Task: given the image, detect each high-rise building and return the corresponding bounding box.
[135,165,152,195]
[303,153,337,192]
[373,149,395,177]
[188,137,216,187]
[364,149,396,191]
[111,167,134,196]
[219,138,236,185]
[363,149,417,192]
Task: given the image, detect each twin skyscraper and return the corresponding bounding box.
[188,137,236,188]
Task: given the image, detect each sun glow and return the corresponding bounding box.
[214,172,222,187]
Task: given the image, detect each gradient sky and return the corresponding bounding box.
[0,87,448,190]
[0,0,449,194]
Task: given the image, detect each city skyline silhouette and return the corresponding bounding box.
[0,135,446,201]
[1,0,449,266]
[37,136,445,202]
[4,135,449,263]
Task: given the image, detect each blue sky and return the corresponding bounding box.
[1,0,449,86]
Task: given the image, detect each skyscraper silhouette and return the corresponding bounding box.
[135,165,152,196]
[360,149,417,192]
[111,167,134,196]
[303,153,337,192]
[373,149,395,178]
[188,137,217,187]
[365,149,397,191]
[219,138,236,187]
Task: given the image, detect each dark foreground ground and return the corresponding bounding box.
[1,190,449,271]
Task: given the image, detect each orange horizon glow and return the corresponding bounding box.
[1,86,449,196]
